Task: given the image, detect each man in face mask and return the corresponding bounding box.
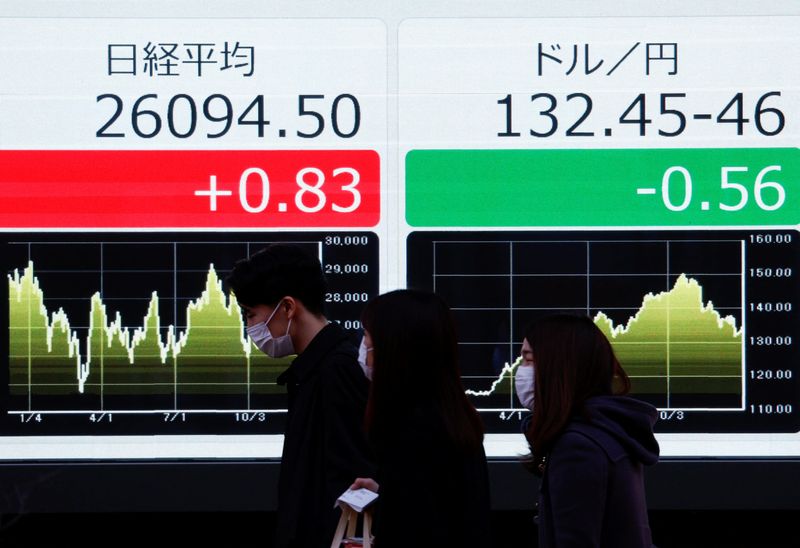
[243,297,298,359]
[227,244,375,548]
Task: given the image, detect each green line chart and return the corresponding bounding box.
[409,230,800,434]
[2,232,378,435]
[464,273,743,404]
[9,261,289,398]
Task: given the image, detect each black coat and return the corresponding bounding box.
[274,323,375,548]
[538,396,659,548]
[371,406,492,548]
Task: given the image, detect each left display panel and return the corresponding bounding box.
[0,17,386,458]
[3,232,379,436]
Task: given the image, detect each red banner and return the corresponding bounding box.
[0,150,380,228]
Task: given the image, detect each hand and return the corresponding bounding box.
[350,477,379,493]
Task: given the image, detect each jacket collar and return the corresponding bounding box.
[277,322,349,385]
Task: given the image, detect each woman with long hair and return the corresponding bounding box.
[350,289,491,547]
[523,314,659,548]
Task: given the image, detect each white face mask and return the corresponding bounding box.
[246,302,295,358]
[358,337,373,380]
[514,364,535,410]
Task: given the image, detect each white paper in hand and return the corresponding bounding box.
[335,487,379,513]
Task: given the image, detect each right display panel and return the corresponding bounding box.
[400,15,799,460]
[408,231,799,445]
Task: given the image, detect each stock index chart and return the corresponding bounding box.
[3,232,378,435]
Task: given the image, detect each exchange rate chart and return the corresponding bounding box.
[407,230,799,434]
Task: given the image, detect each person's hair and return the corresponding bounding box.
[523,313,631,473]
[225,244,327,314]
[361,289,484,451]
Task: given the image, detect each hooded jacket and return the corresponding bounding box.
[538,395,659,548]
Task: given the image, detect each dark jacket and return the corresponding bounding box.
[274,323,375,548]
[371,405,492,548]
[538,395,659,548]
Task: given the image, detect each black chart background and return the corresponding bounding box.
[407,230,800,434]
[1,231,378,436]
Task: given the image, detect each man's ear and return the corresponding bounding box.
[282,296,298,319]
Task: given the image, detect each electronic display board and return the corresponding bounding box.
[399,15,800,459]
[0,0,797,511]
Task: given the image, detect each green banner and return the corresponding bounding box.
[406,148,799,227]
